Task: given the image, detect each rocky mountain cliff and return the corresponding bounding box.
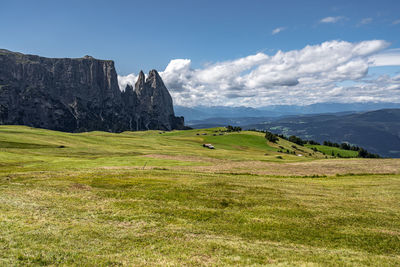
[0,49,184,132]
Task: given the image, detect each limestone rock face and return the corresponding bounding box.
[0,49,185,132]
[134,70,183,130]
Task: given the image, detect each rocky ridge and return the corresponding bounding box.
[0,49,184,132]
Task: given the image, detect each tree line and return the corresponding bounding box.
[256,129,381,158]
[226,125,242,132]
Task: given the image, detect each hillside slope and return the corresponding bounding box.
[0,126,325,174]
[246,109,400,158]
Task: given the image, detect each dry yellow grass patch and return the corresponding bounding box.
[175,158,400,176]
[142,154,209,162]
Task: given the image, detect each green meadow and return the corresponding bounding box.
[0,126,400,266]
[305,144,359,158]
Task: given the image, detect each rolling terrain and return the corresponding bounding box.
[1,126,400,265]
[187,109,400,158]
[247,109,400,158]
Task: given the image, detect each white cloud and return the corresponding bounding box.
[272,27,286,35]
[118,73,137,91]
[393,19,400,25]
[320,16,344,23]
[118,40,400,107]
[369,48,400,66]
[359,17,373,25]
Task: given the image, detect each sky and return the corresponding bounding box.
[1,0,400,107]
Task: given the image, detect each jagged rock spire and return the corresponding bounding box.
[135,70,145,90]
[147,69,165,88]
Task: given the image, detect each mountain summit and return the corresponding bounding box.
[134,69,176,130]
[0,49,184,132]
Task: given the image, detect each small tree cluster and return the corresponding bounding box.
[252,130,382,158]
[288,135,304,146]
[322,140,380,158]
[277,149,296,155]
[226,125,242,132]
[323,141,340,148]
[358,148,380,158]
[247,128,265,133]
[323,141,365,152]
[277,134,287,139]
[307,140,320,145]
[265,131,278,143]
[277,134,318,147]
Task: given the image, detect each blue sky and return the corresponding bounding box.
[1,0,400,106]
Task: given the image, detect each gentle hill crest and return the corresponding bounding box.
[0,125,395,175]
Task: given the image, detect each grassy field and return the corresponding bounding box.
[305,144,359,158]
[0,126,400,266]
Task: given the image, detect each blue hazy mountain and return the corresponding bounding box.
[175,102,400,121]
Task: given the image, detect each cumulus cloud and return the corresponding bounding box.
[272,27,286,35]
[118,73,137,91]
[118,40,400,107]
[320,16,344,23]
[369,48,400,66]
[393,19,400,25]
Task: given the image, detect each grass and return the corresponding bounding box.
[306,144,359,158]
[0,125,399,266]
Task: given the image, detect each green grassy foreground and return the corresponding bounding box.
[0,126,400,266]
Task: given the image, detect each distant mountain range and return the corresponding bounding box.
[175,102,400,121]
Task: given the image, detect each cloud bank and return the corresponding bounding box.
[118,40,400,107]
[320,16,344,23]
[369,48,400,66]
